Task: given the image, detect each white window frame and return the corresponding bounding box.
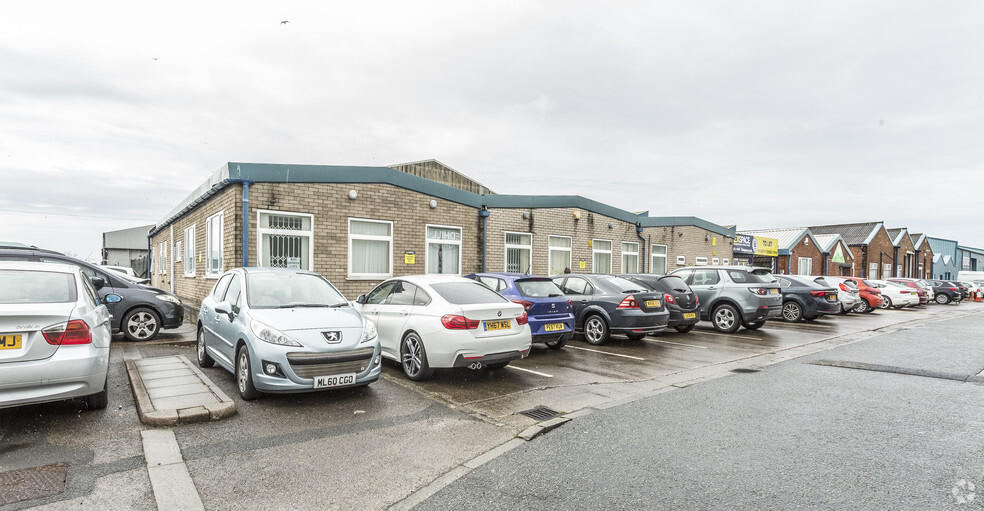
[425,224,462,275]
[348,218,393,279]
[621,242,639,274]
[159,241,167,274]
[184,225,196,277]
[712,257,720,265]
[651,244,668,274]
[257,209,315,270]
[205,211,224,278]
[175,241,182,262]
[868,262,878,278]
[504,231,533,273]
[592,239,613,273]
[695,256,709,265]
[548,235,573,276]
[723,258,730,265]
[798,257,813,276]
[676,255,686,266]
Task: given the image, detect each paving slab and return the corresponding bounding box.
[126,355,236,426]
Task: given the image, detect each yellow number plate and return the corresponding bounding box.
[683,313,696,319]
[770,289,779,294]
[0,334,22,350]
[645,300,661,308]
[484,320,511,331]
[544,323,565,332]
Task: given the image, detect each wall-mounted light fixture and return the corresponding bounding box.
[608,223,614,229]
[523,212,530,219]
[348,190,358,200]
[573,210,581,220]
[705,234,710,241]
[678,232,684,237]
[429,199,437,209]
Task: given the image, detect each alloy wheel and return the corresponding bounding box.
[402,335,423,377]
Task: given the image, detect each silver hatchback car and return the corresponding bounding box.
[197,268,382,400]
[0,262,114,410]
[669,266,782,332]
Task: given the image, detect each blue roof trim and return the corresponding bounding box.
[862,223,885,245]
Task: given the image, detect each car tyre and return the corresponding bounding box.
[582,315,610,345]
[936,293,950,305]
[742,320,765,330]
[674,323,696,333]
[84,374,109,410]
[545,336,568,350]
[879,296,892,309]
[122,307,161,342]
[853,299,871,313]
[711,304,741,333]
[401,332,435,381]
[197,327,215,368]
[236,344,260,401]
[781,302,803,322]
[626,332,647,341]
[486,361,510,370]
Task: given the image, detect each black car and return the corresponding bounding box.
[927,280,963,304]
[620,274,700,333]
[552,274,669,345]
[774,275,840,321]
[0,244,183,340]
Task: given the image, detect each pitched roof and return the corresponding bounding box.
[811,233,853,259]
[808,222,883,245]
[885,228,910,246]
[738,227,819,254]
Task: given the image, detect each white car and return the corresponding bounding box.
[102,265,137,277]
[355,275,532,380]
[869,280,920,309]
[0,262,114,410]
[815,276,859,314]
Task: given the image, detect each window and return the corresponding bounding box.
[695,256,708,265]
[882,263,891,279]
[505,232,532,273]
[676,255,686,266]
[868,263,878,278]
[184,225,196,276]
[175,241,182,262]
[259,210,313,270]
[712,257,720,265]
[205,212,224,278]
[472,275,506,292]
[159,242,167,274]
[549,236,572,275]
[652,244,667,274]
[621,242,639,273]
[426,225,461,275]
[430,282,510,305]
[593,240,612,273]
[349,219,393,278]
[212,274,233,299]
[557,277,591,295]
[224,274,243,314]
[798,258,813,276]
[690,269,720,286]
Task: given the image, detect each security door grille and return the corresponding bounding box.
[269,234,303,268]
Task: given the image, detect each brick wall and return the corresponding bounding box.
[777,234,823,275]
[641,225,731,273]
[852,227,895,279]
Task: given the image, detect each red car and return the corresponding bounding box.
[886,278,930,304]
[839,277,883,313]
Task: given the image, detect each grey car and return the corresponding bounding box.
[197,267,382,400]
[669,266,782,333]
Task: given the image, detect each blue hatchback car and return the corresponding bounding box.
[466,273,574,350]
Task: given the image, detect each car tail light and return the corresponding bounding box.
[516,312,528,325]
[809,291,826,297]
[441,315,480,330]
[748,287,768,295]
[617,294,639,309]
[663,293,676,305]
[949,287,958,291]
[567,299,573,310]
[42,320,92,345]
[839,283,849,292]
[511,299,534,311]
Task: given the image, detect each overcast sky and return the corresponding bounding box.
[2,1,982,261]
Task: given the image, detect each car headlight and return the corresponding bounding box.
[156,294,181,304]
[250,319,302,347]
[361,318,377,343]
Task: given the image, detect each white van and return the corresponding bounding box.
[957,271,984,282]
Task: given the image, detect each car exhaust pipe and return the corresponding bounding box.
[468,362,483,370]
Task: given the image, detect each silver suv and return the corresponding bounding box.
[669,266,782,332]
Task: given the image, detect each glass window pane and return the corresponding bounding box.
[550,249,570,276]
[352,239,390,274]
[507,247,531,273]
[652,244,667,256]
[427,226,461,241]
[623,253,638,273]
[506,233,531,246]
[593,240,611,251]
[549,236,571,248]
[351,220,391,236]
[594,252,612,273]
[427,243,459,274]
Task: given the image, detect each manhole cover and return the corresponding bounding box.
[731,368,761,374]
[0,462,68,506]
[518,406,562,421]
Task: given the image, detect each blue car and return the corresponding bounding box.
[466,273,574,350]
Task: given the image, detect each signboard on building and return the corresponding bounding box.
[832,244,845,264]
[404,251,416,265]
[734,234,779,257]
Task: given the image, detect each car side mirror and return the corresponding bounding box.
[103,293,122,303]
[215,301,235,320]
[91,277,106,290]
[356,295,366,304]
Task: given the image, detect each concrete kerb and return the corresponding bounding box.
[126,355,236,426]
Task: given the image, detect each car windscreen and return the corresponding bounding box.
[789,276,825,288]
[596,276,649,293]
[0,269,77,304]
[732,269,774,284]
[246,272,347,308]
[657,275,690,293]
[515,279,565,298]
[861,280,878,287]
[814,277,830,286]
[431,282,509,305]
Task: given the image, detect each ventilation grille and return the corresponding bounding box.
[518,405,562,421]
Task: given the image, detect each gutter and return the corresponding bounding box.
[480,208,490,272]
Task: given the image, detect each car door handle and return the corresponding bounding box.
[399,310,409,316]
[707,287,717,290]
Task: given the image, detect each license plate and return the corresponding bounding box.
[543,323,565,332]
[313,373,356,389]
[0,334,21,350]
[828,295,838,301]
[645,300,661,308]
[683,313,696,319]
[769,289,779,294]
[484,320,511,331]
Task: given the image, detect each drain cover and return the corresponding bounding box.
[517,406,562,421]
[0,462,68,506]
[731,368,761,374]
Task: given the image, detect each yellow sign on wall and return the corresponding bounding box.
[579,259,586,269]
[404,251,415,264]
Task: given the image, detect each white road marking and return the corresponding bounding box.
[566,345,646,360]
[646,338,709,349]
[507,365,554,377]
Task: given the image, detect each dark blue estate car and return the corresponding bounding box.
[552,274,670,345]
[466,273,574,350]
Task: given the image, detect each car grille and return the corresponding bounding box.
[286,347,374,379]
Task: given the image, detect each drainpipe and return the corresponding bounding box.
[147,236,152,280]
[788,254,793,275]
[893,246,899,277]
[479,208,490,272]
[169,224,175,294]
[241,181,250,267]
[823,253,828,276]
[636,224,646,273]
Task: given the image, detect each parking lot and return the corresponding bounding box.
[2,302,980,510]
